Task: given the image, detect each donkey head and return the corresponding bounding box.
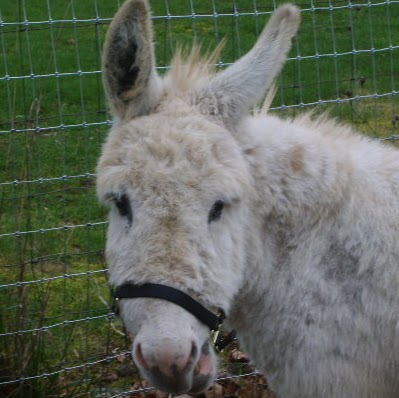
[97,0,299,394]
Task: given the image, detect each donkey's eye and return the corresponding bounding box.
[208,200,225,223]
[114,194,133,225]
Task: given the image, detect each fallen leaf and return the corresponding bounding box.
[204,382,224,397]
[116,353,127,363]
[229,348,250,363]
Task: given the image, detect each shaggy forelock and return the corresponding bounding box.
[98,101,252,204]
[163,45,222,97]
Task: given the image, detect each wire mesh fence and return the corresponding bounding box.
[0,0,398,397]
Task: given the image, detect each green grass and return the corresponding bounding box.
[0,0,399,397]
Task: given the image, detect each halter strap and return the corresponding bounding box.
[113,283,225,332]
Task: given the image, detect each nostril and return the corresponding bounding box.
[134,343,149,370]
[187,341,198,367]
[194,342,213,377]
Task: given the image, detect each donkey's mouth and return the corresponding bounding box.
[148,364,213,395]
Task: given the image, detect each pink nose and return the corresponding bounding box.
[132,337,215,394]
[134,339,198,376]
[133,339,200,393]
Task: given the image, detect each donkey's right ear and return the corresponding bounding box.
[102,0,162,122]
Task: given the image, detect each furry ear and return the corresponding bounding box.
[102,0,161,122]
[195,4,300,129]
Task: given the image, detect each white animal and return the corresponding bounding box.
[97,1,399,396]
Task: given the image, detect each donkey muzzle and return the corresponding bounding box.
[133,336,215,394]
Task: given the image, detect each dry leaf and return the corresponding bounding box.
[204,382,224,397]
[117,353,127,363]
[229,348,250,363]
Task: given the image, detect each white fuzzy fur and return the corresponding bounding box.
[97,1,399,396]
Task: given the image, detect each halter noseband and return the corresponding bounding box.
[112,283,235,351]
[113,283,224,331]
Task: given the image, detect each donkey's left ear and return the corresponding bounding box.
[195,4,300,129]
[102,0,162,122]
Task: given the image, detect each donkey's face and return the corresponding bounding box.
[98,101,252,393]
[98,0,299,394]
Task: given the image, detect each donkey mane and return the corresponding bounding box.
[165,45,377,150]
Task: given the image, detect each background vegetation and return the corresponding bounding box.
[0,0,398,397]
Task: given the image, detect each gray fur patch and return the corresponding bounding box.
[322,242,360,283]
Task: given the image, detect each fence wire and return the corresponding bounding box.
[0,1,398,397]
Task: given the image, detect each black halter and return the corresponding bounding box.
[112,283,225,331]
[112,283,236,352]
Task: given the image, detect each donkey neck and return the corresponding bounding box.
[227,114,355,345]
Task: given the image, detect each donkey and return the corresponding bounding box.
[97,0,399,396]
